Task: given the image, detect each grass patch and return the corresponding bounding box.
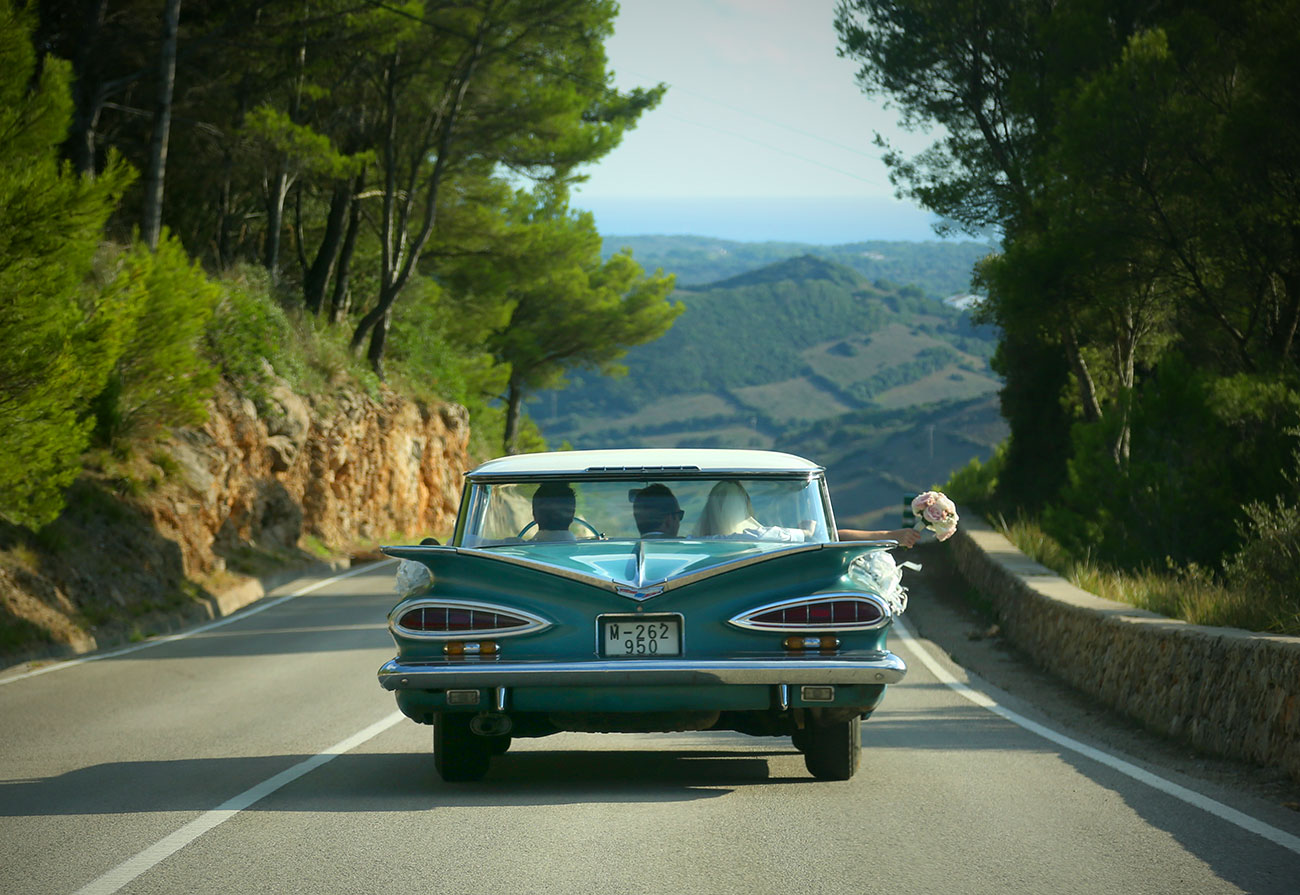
[0,615,54,653]
[992,516,1299,636]
[300,534,335,560]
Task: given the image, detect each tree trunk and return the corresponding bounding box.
[366,308,392,380]
[141,0,183,251]
[329,174,364,325]
[263,166,289,277]
[1111,304,1138,467]
[351,284,390,353]
[64,0,109,177]
[1274,268,1300,363]
[293,181,309,276]
[68,93,103,178]
[214,146,234,270]
[303,181,351,314]
[352,29,486,369]
[503,379,524,454]
[1063,321,1103,424]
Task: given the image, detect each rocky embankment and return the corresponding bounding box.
[0,377,471,665]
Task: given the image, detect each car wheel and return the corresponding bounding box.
[791,729,813,753]
[802,717,861,780]
[433,713,491,782]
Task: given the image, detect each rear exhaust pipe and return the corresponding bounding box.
[470,712,512,737]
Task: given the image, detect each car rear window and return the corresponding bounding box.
[458,476,831,546]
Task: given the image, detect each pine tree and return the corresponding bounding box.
[0,1,133,528]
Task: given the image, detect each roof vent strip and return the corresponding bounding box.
[585,465,702,473]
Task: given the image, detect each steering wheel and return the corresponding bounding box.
[516,517,603,540]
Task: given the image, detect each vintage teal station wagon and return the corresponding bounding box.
[378,448,910,782]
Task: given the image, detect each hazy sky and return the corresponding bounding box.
[570,0,944,243]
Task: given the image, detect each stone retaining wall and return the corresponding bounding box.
[947,517,1300,782]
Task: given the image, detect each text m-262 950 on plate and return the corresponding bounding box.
[599,614,683,657]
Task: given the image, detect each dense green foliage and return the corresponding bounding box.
[0,2,132,527]
[1225,447,1300,634]
[0,0,678,530]
[439,190,680,452]
[93,234,221,445]
[840,0,1300,618]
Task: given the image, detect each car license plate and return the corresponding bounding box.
[602,616,681,657]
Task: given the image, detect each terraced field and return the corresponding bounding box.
[537,250,1007,513]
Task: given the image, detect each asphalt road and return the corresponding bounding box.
[2,553,1299,895]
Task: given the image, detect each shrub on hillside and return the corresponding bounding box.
[203,264,303,410]
[944,440,1007,514]
[1044,356,1300,570]
[0,2,133,528]
[1223,438,1300,633]
[93,234,220,446]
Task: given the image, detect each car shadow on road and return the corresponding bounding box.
[0,746,818,817]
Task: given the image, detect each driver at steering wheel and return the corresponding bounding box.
[530,482,577,541]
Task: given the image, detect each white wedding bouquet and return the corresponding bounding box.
[395,559,433,597]
[911,491,959,541]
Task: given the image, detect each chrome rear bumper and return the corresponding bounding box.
[377,651,906,690]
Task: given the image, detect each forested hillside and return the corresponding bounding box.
[836,0,1300,633]
[1,0,682,537]
[538,254,1005,526]
[0,0,683,654]
[602,234,994,295]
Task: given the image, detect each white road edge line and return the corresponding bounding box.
[0,560,397,686]
[893,616,1300,856]
[71,710,406,895]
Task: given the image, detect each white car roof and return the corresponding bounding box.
[466,448,823,479]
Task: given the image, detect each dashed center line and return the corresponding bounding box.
[72,711,405,895]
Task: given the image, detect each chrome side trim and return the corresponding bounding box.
[388,598,552,640]
[728,593,893,633]
[377,652,907,689]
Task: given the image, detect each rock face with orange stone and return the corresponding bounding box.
[0,376,473,665]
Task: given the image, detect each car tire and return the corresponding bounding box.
[433,713,491,782]
[791,729,813,753]
[802,717,861,780]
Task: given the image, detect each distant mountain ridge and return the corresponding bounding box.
[603,234,996,296]
[538,241,1006,526]
[702,254,865,291]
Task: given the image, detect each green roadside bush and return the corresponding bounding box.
[0,3,134,528]
[203,264,304,410]
[944,439,1007,515]
[92,233,221,447]
[1042,356,1300,570]
[1222,438,1300,634]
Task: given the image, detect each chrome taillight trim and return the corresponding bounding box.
[728,593,891,632]
[389,599,552,640]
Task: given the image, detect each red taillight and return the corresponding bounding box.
[744,598,884,629]
[398,606,530,633]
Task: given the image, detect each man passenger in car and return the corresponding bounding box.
[530,481,577,541]
[631,484,684,538]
